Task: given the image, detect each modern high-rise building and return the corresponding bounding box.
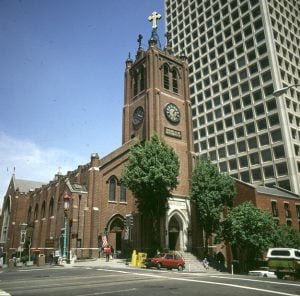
[165,0,300,194]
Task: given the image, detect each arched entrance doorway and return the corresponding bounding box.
[168,216,181,251]
[107,216,124,252]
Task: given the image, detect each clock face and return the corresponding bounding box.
[164,103,180,124]
[132,106,144,126]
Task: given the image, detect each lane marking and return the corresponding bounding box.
[76,288,137,296]
[209,275,300,287]
[0,290,11,296]
[18,267,62,272]
[96,268,300,296]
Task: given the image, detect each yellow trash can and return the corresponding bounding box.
[137,253,147,268]
[131,250,137,267]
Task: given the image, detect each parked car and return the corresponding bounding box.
[144,252,185,271]
[248,267,277,278]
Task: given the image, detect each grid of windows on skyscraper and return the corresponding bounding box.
[165,0,300,194]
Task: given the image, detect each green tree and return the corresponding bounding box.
[217,202,278,271]
[273,224,300,248]
[121,134,179,252]
[190,159,235,254]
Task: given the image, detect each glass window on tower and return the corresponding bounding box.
[250,152,260,165]
[229,159,237,170]
[237,141,247,152]
[278,180,291,191]
[276,162,288,176]
[252,168,262,181]
[239,156,248,168]
[218,147,226,158]
[241,171,250,182]
[248,137,258,149]
[264,165,275,178]
[257,118,267,130]
[261,149,272,162]
[259,133,270,146]
[268,114,280,126]
[273,145,285,159]
[271,129,282,142]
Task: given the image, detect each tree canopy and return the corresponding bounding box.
[273,224,300,248]
[217,201,278,267]
[121,134,179,251]
[190,158,235,252]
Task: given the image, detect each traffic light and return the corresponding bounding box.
[129,215,134,226]
[125,214,134,226]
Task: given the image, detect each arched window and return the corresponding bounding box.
[163,64,170,89]
[27,206,32,223]
[41,201,46,218]
[133,71,138,96]
[34,204,39,220]
[109,177,117,201]
[49,196,54,217]
[120,184,126,202]
[172,69,178,93]
[140,67,145,91]
[0,196,11,242]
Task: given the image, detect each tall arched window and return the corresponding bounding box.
[172,69,178,93]
[109,177,117,201]
[27,206,32,223]
[120,184,126,202]
[41,201,46,218]
[140,67,145,91]
[0,196,11,242]
[34,204,39,220]
[163,64,170,89]
[133,71,138,96]
[49,196,54,217]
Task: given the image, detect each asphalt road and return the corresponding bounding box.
[0,265,299,296]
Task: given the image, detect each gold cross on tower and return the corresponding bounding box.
[148,11,161,29]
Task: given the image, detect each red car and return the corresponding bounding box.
[144,253,185,271]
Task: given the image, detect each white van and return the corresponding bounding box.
[266,248,300,279]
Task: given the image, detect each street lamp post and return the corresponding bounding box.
[273,84,300,97]
[18,223,27,266]
[62,193,71,263]
[27,236,33,266]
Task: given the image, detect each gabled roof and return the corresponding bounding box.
[14,177,45,193]
[66,179,88,194]
[234,178,300,200]
[255,185,299,199]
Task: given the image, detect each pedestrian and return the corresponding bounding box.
[203,257,209,270]
[49,253,54,265]
[104,245,111,262]
[110,246,114,260]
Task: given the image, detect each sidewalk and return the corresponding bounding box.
[65,257,129,269]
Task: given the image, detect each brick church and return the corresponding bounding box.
[0,13,200,261]
[1,12,299,265]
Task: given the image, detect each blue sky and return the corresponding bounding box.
[0,0,165,204]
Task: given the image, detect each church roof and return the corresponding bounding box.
[14,178,45,193]
[255,185,299,199]
[234,178,300,199]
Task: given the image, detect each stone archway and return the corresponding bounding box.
[168,215,181,251]
[107,215,124,252]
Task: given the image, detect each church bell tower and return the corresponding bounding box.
[122,11,194,197]
[122,11,194,251]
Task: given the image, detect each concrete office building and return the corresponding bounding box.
[165,0,300,194]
